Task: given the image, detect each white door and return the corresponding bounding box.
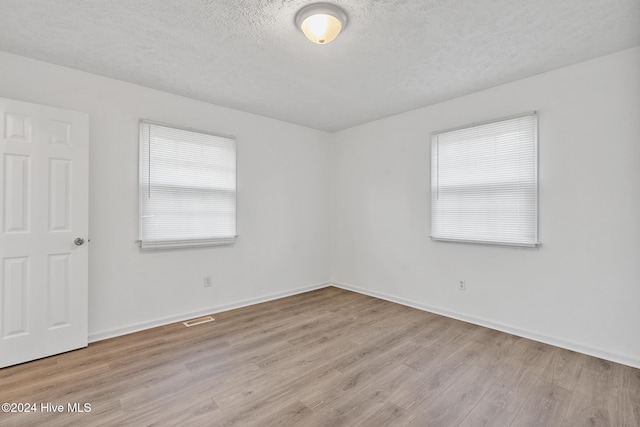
[0,97,89,368]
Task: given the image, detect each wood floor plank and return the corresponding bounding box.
[1,286,638,426]
[356,402,405,427]
[510,382,573,426]
[458,339,557,427]
[312,363,418,425]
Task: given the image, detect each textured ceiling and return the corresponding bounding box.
[0,0,639,132]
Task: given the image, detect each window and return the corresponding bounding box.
[139,120,236,249]
[431,112,538,247]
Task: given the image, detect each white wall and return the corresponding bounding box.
[2,47,639,368]
[0,52,332,340]
[330,47,640,368]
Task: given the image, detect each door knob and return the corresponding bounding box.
[74,237,85,246]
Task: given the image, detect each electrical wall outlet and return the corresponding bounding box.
[204,275,212,288]
[459,280,466,291]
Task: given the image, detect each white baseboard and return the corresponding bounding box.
[88,281,331,343]
[331,281,640,370]
[88,279,640,369]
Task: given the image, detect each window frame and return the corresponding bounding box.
[138,119,237,250]
[430,111,539,248]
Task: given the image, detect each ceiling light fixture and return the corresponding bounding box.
[295,3,348,45]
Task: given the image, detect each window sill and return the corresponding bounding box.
[430,236,540,248]
[138,237,237,250]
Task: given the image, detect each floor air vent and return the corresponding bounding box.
[183,316,215,327]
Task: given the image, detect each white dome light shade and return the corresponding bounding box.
[295,3,348,44]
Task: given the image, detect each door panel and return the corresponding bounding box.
[0,97,88,368]
[49,158,72,231]
[3,154,30,233]
[2,256,29,338]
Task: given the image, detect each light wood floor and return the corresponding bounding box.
[1,287,638,426]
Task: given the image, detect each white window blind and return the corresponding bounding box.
[431,112,538,247]
[139,121,236,249]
